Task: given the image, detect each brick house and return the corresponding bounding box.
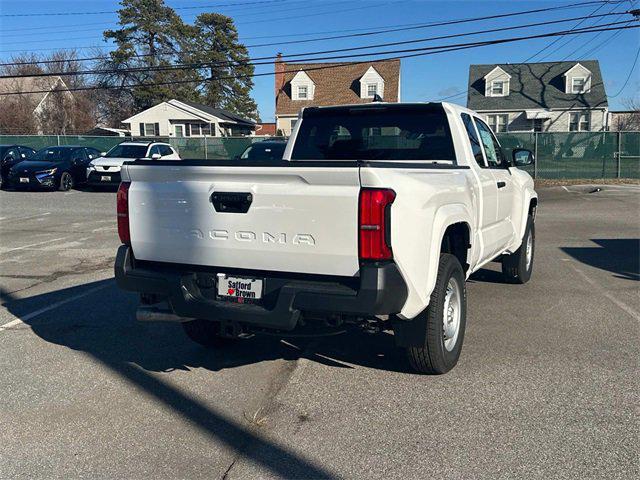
[467,60,609,133]
[274,56,401,135]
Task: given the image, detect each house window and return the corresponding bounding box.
[369,127,382,136]
[202,123,211,136]
[367,84,378,97]
[491,80,506,96]
[569,112,590,132]
[532,119,545,132]
[144,123,156,136]
[297,85,308,99]
[487,114,509,133]
[290,119,297,131]
[571,77,587,94]
[190,123,201,136]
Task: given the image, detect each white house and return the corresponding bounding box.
[122,99,256,138]
[467,60,609,133]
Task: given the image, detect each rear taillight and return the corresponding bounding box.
[359,188,396,261]
[117,182,131,245]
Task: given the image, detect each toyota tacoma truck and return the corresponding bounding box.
[114,102,537,374]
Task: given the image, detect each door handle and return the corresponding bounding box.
[497,181,506,189]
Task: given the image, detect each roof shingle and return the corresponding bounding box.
[275,59,400,115]
[467,60,608,111]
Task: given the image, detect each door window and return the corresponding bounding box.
[474,118,505,168]
[461,113,485,168]
[4,148,19,160]
[175,125,184,137]
[149,145,161,157]
[159,145,173,156]
[18,147,34,159]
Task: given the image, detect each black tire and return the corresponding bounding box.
[502,215,535,284]
[407,253,467,375]
[182,319,237,348]
[59,172,73,191]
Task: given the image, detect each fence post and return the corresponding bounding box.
[204,134,208,160]
[616,131,622,179]
[56,135,60,146]
[533,132,538,179]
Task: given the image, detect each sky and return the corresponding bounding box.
[0,0,638,121]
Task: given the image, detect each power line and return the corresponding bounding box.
[0,1,625,62]
[1,16,633,80]
[562,0,637,59]
[0,0,289,17]
[608,46,640,97]
[579,20,633,57]
[523,1,609,62]
[1,23,637,97]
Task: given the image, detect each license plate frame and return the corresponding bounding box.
[19,177,29,183]
[100,175,111,182]
[216,274,263,303]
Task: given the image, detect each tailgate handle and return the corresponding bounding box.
[210,192,253,213]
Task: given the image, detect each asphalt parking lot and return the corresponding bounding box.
[0,184,638,479]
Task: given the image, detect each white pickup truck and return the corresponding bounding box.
[115,102,537,374]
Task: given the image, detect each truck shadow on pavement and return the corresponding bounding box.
[561,239,640,281]
[1,280,351,479]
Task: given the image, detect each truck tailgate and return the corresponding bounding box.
[124,164,361,276]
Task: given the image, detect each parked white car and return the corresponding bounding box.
[114,102,537,374]
[86,141,180,187]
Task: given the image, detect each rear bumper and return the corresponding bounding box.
[114,245,408,331]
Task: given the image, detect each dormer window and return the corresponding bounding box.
[491,80,506,96]
[483,66,511,98]
[563,63,592,94]
[290,70,315,101]
[571,77,587,94]
[360,66,385,99]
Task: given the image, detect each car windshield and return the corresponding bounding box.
[105,144,148,158]
[240,143,286,161]
[32,148,72,162]
[291,106,456,162]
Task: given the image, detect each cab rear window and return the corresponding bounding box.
[291,106,456,162]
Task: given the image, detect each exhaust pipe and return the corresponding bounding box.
[136,306,193,323]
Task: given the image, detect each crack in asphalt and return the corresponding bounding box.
[0,257,114,297]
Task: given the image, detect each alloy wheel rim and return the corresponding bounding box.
[63,174,71,190]
[442,277,461,352]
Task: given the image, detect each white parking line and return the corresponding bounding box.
[0,282,113,331]
[0,236,68,254]
[0,212,51,222]
[565,261,639,321]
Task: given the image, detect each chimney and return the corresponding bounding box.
[275,53,285,99]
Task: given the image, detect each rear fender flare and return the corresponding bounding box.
[400,203,472,320]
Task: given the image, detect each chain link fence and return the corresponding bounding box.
[496,131,640,179]
[1,132,638,179]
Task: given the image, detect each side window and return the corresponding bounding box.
[149,145,161,157]
[160,145,173,156]
[74,148,87,161]
[18,147,33,159]
[461,113,486,168]
[5,148,19,160]
[474,118,504,168]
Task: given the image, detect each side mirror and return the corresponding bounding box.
[151,153,161,160]
[100,152,106,157]
[512,148,534,167]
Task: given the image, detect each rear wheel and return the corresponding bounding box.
[182,319,237,348]
[59,172,73,191]
[502,215,535,284]
[406,253,467,374]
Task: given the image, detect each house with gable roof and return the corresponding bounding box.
[467,60,609,133]
[274,55,401,135]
